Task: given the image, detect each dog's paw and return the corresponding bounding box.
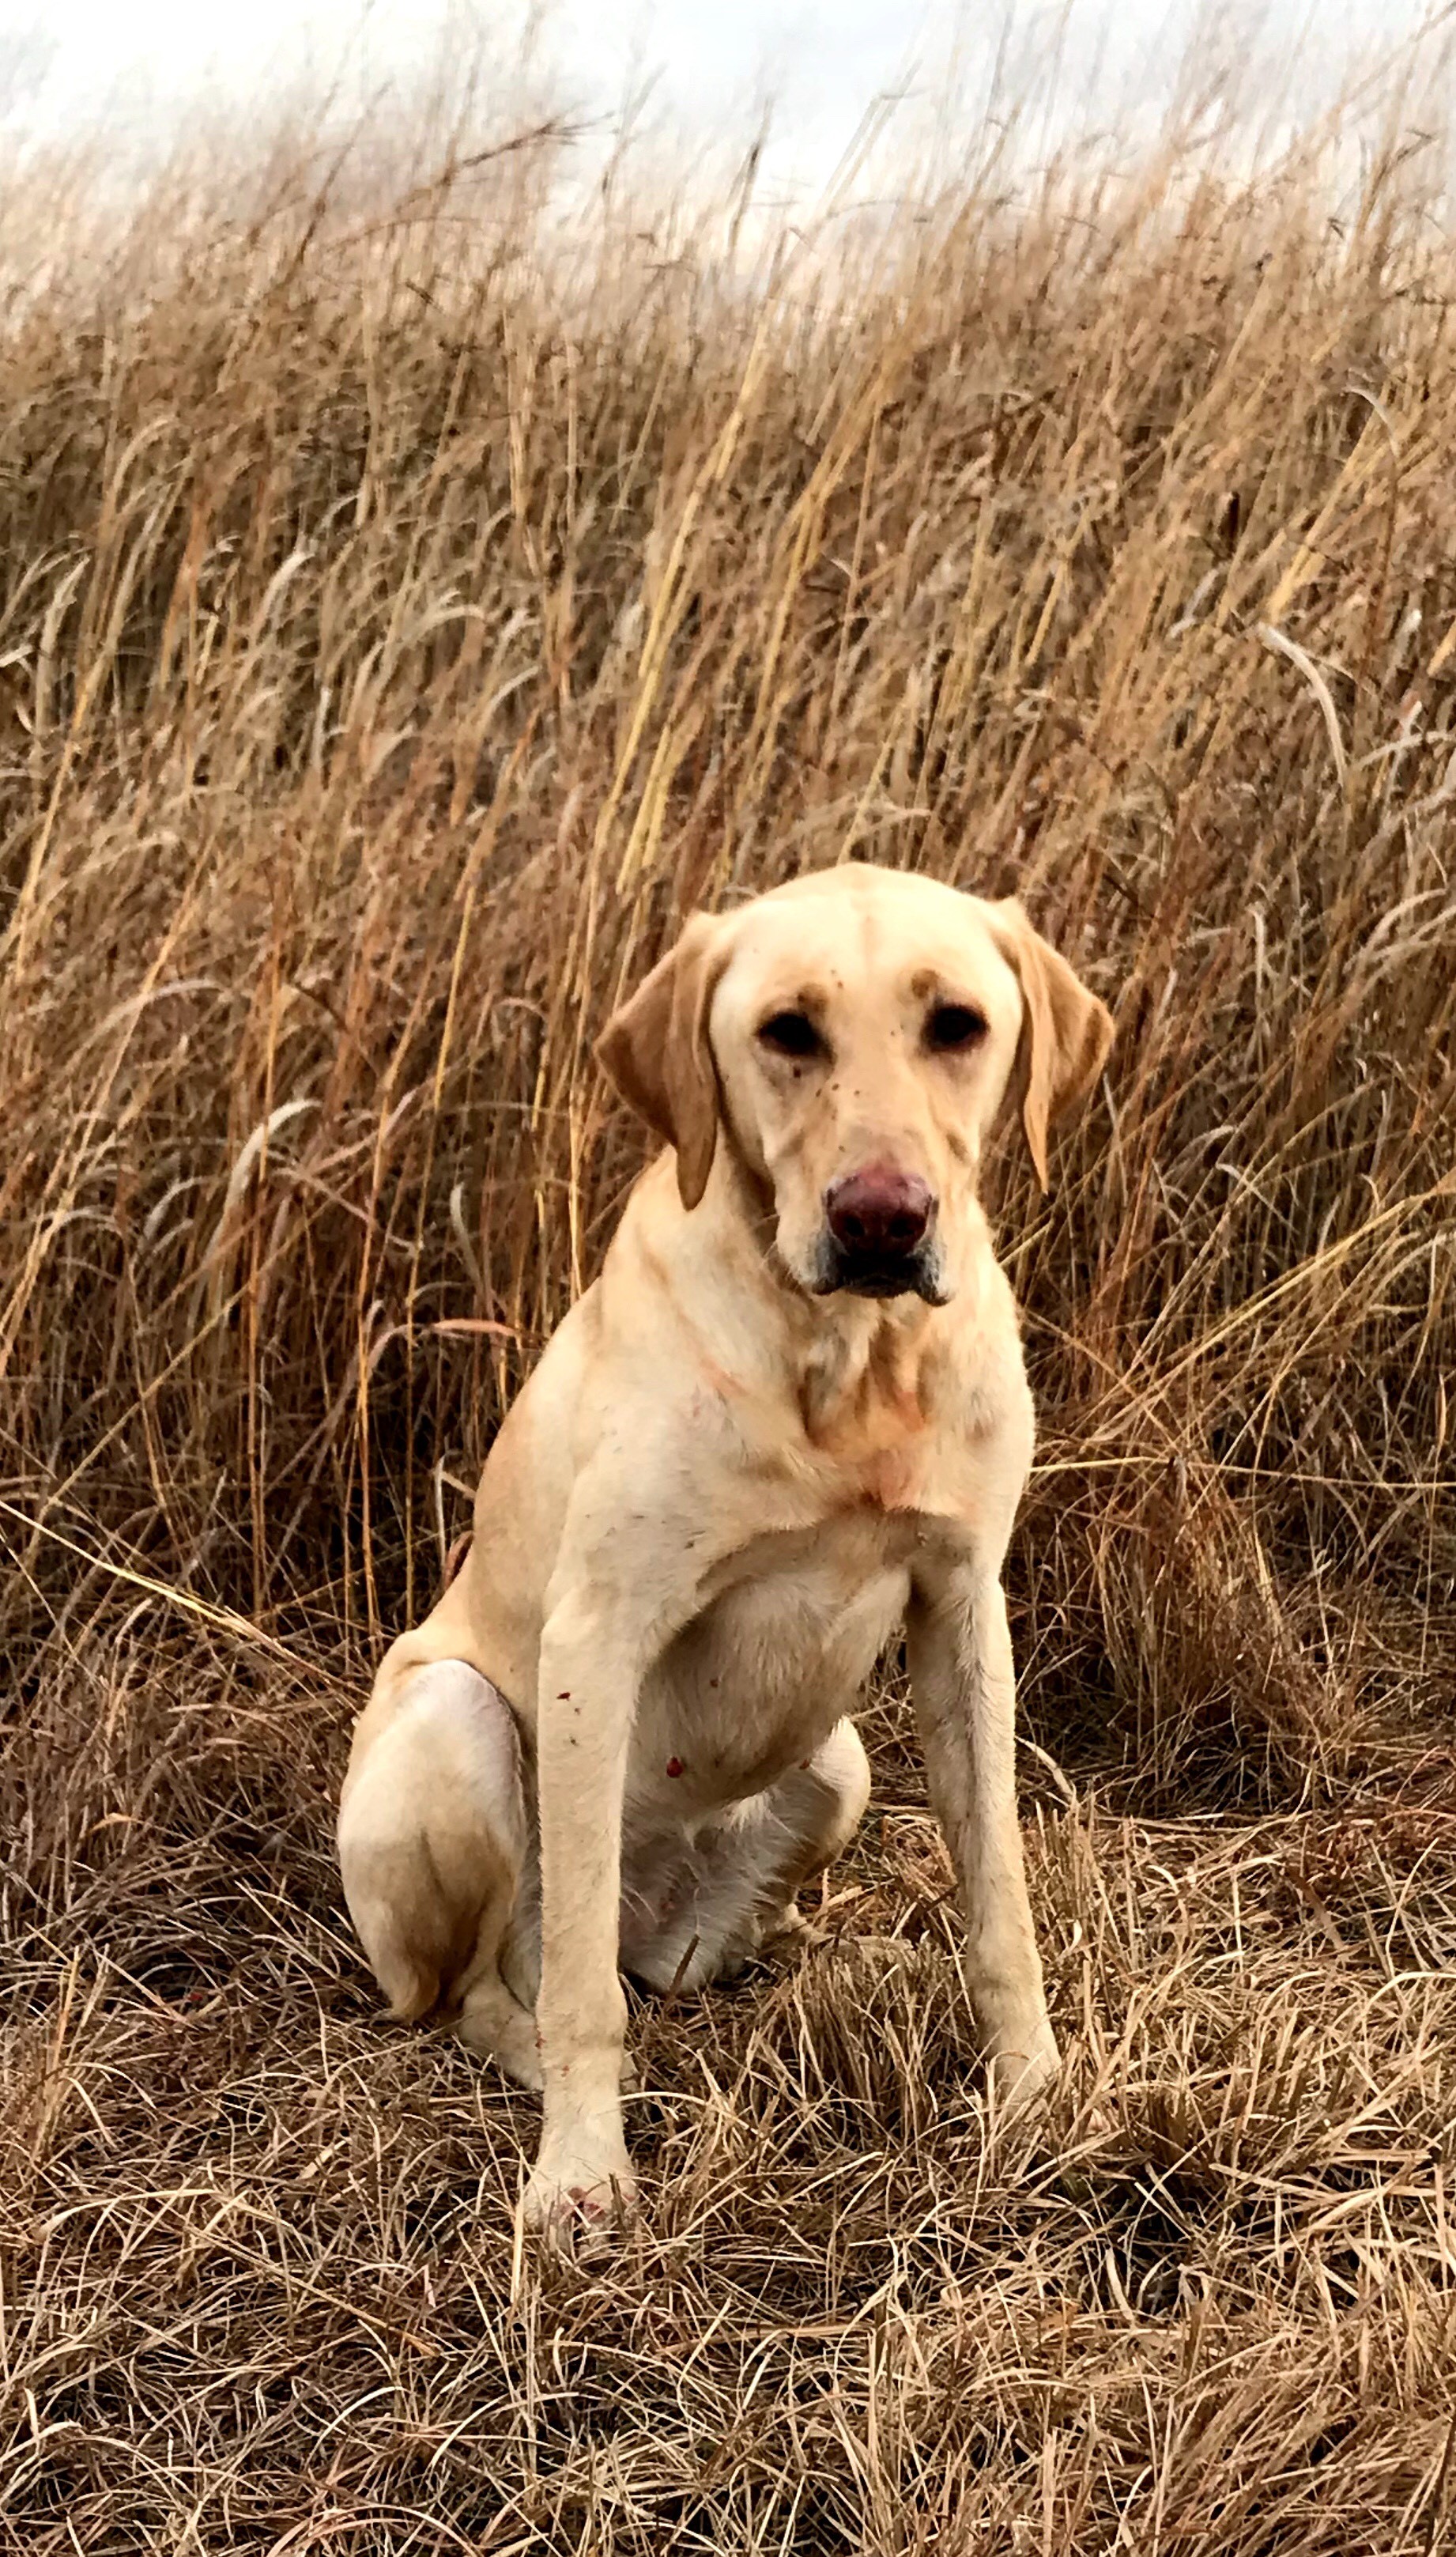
[455,1987,545,2091]
[521,2139,638,2249]
[755,1901,822,1958]
[490,2013,546,2093]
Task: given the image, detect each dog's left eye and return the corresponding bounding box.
[758,1010,825,1059]
[925,1003,987,1052]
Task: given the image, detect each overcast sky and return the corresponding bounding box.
[2,0,1446,199]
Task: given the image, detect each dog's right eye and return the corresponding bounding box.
[757,1011,825,1060]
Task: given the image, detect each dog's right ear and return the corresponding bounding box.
[596,913,730,1211]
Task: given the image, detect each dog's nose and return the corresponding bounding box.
[824,1165,935,1256]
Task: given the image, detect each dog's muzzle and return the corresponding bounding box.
[813,1165,945,1302]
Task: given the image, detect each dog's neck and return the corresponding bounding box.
[793,1297,935,1455]
[708,1146,982,1456]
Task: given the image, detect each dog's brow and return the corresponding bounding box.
[761,983,829,1016]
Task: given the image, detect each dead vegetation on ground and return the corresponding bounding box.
[0,70,1454,2554]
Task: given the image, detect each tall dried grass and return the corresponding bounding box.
[0,68,1453,2554]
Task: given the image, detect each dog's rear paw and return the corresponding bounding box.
[456,1985,545,2091]
[755,1900,821,1957]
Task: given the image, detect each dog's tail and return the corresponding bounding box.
[338,1660,526,2021]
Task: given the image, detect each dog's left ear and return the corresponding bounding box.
[990,900,1115,1191]
[596,912,731,1211]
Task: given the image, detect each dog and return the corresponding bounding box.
[338,863,1113,2238]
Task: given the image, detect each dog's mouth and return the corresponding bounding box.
[809,1241,950,1305]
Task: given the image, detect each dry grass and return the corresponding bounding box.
[1,66,1454,2553]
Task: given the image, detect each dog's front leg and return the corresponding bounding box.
[522,1581,639,2238]
[907,1555,1058,2117]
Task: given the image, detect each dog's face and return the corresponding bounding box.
[598,866,1114,1306]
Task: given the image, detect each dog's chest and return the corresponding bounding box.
[638,1510,914,1805]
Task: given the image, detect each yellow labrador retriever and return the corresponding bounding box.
[338,863,1112,2237]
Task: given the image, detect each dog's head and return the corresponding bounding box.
[598,865,1113,1305]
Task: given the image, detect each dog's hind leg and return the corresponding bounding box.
[338,1658,541,2088]
[756,1715,873,1936]
[627,1717,871,1992]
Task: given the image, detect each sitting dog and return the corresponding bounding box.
[338,863,1113,2236]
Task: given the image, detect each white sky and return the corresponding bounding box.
[1,0,1446,200]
